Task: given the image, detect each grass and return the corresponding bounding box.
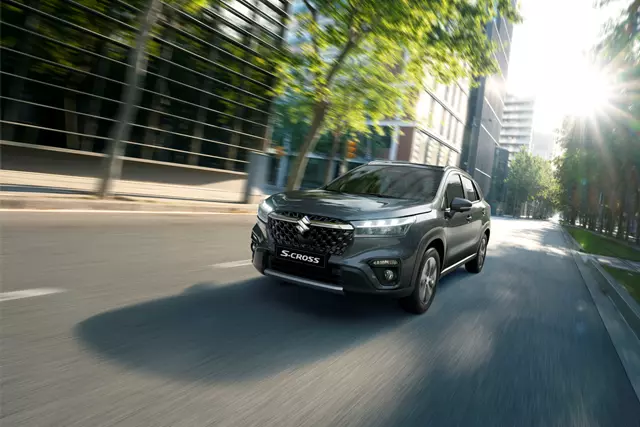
[565,227,640,262]
[603,266,640,304]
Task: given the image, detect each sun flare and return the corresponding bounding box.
[561,66,613,117]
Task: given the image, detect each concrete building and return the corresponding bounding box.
[460,6,517,196]
[500,94,535,161]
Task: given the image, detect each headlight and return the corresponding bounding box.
[352,215,416,237]
[257,199,273,223]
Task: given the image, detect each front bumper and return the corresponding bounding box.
[251,220,418,298]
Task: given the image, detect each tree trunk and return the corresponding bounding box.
[617,184,627,239]
[142,19,175,160]
[286,101,328,190]
[324,131,340,185]
[97,0,161,198]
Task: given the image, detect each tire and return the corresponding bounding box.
[400,248,440,314]
[465,234,487,274]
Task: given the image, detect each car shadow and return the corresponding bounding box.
[75,269,477,385]
[75,278,420,383]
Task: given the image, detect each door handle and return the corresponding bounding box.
[466,215,472,222]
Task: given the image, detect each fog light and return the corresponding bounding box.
[384,269,396,281]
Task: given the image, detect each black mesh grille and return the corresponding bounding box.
[267,214,353,256]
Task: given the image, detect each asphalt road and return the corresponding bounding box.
[2,213,640,427]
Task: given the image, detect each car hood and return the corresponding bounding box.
[268,190,432,221]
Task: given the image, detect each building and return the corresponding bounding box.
[460,7,517,196]
[500,94,535,161]
[0,0,289,173]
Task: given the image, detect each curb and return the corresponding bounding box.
[590,259,640,340]
[0,197,258,214]
[561,226,640,340]
[561,226,640,402]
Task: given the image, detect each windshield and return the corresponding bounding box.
[325,165,444,202]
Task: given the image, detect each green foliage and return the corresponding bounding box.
[281,0,521,189]
[567,227,640,262]
[505,150,559,217]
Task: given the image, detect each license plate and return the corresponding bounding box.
[275,246,326,267]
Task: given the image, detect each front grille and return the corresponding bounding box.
[270,257,342,285]
[267,213,354,256]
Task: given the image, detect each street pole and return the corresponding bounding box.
[97,0,161,198]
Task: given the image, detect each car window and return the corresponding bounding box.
[472,180,483,201]
[325,165,444,202]
[461,176,479,202]
[444,174,465,207]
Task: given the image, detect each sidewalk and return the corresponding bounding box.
[1,165,283,213]
[1,192,260,214]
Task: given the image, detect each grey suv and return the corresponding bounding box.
[251,161,491,314]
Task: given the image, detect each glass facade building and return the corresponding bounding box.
[460,9,516,196]
[0,0,288,173]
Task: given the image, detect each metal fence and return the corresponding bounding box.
[1,0,288,173]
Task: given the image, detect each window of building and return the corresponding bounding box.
[461,176,479,201]
[437,145,450,167]
[456,122,465,147]
[441,111,450,136]
[448,152,459,167]
[425,137,438,165]
[432,103,444,133]
[451,121,459,144]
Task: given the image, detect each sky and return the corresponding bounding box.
[507,0,625,132]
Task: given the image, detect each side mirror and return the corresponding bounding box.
[450,197,472,212]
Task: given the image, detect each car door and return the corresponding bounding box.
[460,175,484,253]
[442,173,475,267]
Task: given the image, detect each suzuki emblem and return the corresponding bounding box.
[296,216,311,235]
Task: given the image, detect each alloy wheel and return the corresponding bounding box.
[478,237,487,268]
[419,256,438,303]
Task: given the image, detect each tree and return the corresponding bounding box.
[554,0,640,240]
[281,0,521,190]
[504,150,559,218]
[98,0,162,198]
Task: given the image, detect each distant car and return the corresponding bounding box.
[251,161,491,314]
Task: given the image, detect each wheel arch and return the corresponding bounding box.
[411,228,447,286]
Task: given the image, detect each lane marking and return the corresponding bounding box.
[0,288,66,302]
[211,259,253,269]
[0,209,256,215]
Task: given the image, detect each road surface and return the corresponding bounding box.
[2,213,640,427]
